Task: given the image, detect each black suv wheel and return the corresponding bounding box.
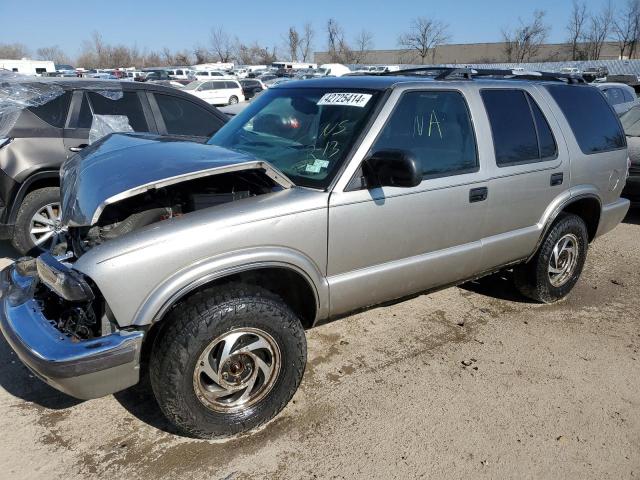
[513,213,589,303]
[150,283,306,439]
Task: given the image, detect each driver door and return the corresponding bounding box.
[326,89,489,317]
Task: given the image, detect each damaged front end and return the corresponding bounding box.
[60,132,292,256]
[0,132,295,399]
[0,254,144,399]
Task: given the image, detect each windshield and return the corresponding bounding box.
[183,81,201,90]
[621,106,640,136]
[208,87,381,189]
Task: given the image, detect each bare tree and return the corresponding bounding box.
[36,45,70,65]
[210,26,234,62]
[583,1,614,59]
[193,45,213,64]
[298,23,314,62]
[566,1,589,60]
[350,30,374,64]
[613,0,640,58]
[398,17,450,64]
[0,43,30,59]
[285,27,300,61]
[326,18,346,62]
[502,10,550,63]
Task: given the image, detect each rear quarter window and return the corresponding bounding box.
[27,91,72,128]
[547,85,625,154]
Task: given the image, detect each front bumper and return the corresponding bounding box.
[0,264,144,400]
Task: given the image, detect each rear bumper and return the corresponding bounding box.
[595,197,631,238]
[0,264,144,399]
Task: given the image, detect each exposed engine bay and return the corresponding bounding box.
[68,170,278,257]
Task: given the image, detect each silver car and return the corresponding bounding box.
[0,70,630,439]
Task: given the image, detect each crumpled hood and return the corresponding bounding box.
[60,133,292,227]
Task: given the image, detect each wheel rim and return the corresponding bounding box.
[193,327,281,413]
[229,96,238,104]
[548,233,579,287]
[29,202,67,250]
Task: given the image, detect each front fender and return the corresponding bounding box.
[130,247,329,327]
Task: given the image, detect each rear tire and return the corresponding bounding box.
[149,283,306,439]
[11,187,64,255]
[513,213,588,303]
[228,95,239,105]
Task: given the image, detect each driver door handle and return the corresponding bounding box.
[69,144,87,152]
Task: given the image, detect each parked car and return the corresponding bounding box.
[318,63,352,77]
[264,77,292,88]
[597,82,638,116]
[194,70,234,81]
[238,78,266,99]
[140,70,172,82]
[183,80,245,105]
[620,105,640,203]
[0,78,228,254]
[582,65,609,82]
[0,71,629,440]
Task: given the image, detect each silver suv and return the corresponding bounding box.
[0,69,630,439]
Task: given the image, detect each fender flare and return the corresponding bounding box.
[8,170,60,224]
[131,247,329,327]
[527,188,602,261]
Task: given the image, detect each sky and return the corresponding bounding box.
[0,0,627,59]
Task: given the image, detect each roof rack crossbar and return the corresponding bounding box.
[371,67,585,84]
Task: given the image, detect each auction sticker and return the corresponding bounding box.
[317,93,372,108]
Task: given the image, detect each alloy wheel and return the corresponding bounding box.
[193,327,281,413]
[547,233,579,287]
[29,202,66,250]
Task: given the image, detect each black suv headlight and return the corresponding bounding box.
[36,253,94,302]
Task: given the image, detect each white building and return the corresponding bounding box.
[0,58,56,76]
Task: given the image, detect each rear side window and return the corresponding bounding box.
[482,89,557,166]
[547,85,625,154]
[622,88,635,102]
[371,90,478,178]
[212,81,226,89]
[28,91,72,128]
[86,91,148,131]
[225,81,238,89]
[155,94,223,137]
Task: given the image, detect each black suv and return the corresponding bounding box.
[0,79,228,254]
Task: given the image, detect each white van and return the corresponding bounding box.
[194,70,235,81]
[318,63,351,77]
[183,79,245,105]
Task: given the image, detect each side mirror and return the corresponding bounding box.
[363,149,421,188]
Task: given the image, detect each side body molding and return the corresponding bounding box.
[131,247,329,327]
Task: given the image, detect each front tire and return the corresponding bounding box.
[11,187,65,255]
[149,283,306,439]
[513,213,588,303]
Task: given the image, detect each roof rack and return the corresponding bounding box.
[367,66,585,84]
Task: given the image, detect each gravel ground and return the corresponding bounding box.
[0,210,639,480]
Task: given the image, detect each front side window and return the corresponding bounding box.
[209,88,381,189]
[371,90,478,178]
[547,84,625,154]
[481,89,557,166]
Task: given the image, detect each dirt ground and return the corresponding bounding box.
[0,210,638,480]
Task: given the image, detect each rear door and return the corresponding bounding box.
[65,89,156,155]
[211,81,227,104]
[476,87,568,270]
